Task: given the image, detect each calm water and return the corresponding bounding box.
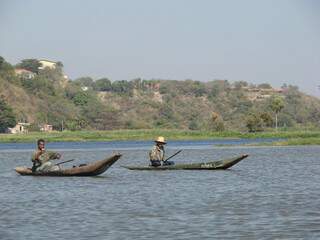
[0,140,319,240]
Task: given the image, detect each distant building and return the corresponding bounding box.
[260,88,284,94]
[14,68,35,79]
[7,123,30,134]
[241,86,284,101]
[40,124,53,132]
[38,59,57,70]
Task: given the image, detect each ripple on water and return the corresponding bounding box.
[0,142,320,240]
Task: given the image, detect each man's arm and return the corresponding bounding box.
[161,149,165,161]
[31,150,43,162]
[47,151,61,160]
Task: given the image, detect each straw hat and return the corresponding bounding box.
[155,136,166,144]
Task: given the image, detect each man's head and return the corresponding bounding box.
[155,136,166,147]
[37,139,45,150]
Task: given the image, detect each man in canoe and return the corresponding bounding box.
[149,136,174,167]
[31,139,61,172]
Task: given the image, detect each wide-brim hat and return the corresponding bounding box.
[155,136,166,144]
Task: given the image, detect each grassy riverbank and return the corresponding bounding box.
[0,129,319,145]
[252,137,320,146]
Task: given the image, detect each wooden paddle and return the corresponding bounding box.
[55,159,75,166]
[164,150,182,162]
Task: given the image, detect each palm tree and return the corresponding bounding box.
[270,96,285,131]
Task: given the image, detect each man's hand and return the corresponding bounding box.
[56,153,61,159]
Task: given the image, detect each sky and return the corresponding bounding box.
[1,0,319,96]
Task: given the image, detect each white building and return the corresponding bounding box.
[38,59,57,70]
[7,123,30,134]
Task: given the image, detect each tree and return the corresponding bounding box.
[233,81,248,89]
[72,92,90,106]
[269,96,285,131]
[65,118,88,131]
[208,112,225,131]
[16,59,41,74]
[246,113,264,132]
[74,77,94,87]
[0,56,16,83]
[258,83,272,89]
[260,112,273,127]
[0,56,5,68]
[112,80,133,95]
[188,119,199,130]
[21,74,56,96]
[192,81,207,97]
[0,97,17,133]
[93,78,112,91]
[208,80,230,98]
[56,61,64,68]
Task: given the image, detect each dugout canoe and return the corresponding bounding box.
[122,154,248,170]
[15,154,122,176]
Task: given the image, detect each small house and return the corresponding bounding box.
[14,68,35,79]
[7,123,30,134]
[40,124,53,132]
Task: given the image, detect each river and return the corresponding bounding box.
[0,140,319,239]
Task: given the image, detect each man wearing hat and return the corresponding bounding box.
[149,136,174,167]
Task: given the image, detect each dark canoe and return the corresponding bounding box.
[15,154,122,176]
[122,154,248,170]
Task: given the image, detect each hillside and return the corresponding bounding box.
[1,56,320,132]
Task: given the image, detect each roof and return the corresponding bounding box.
[16,122,31,126]
[38,59,57,64]
[15,68,34,73]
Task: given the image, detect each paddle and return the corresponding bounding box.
[55,159,75,166]
[164,150,182,162]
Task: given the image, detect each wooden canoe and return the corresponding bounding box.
[122,154,248,170]
[15,154,122,176]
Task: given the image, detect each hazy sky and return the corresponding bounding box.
[1,0,319,96]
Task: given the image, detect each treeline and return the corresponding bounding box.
[1,56,320,133]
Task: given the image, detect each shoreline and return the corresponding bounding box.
[0,129,319,146]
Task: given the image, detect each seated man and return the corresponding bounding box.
[31,139,61,172]
[149,136,174,167]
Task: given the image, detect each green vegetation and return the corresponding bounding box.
[0,129,319,144]
[246,112,273,132]
[16,59,41,74]
[0,96,17,133]
[275,137,320,146]
[0,56,320,144]
[269,95,285,130]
